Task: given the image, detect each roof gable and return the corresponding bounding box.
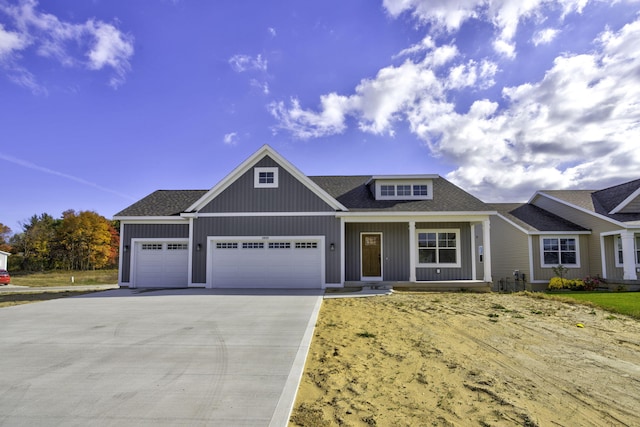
[186,145,347,212]
[595,178,640,214]
[490,203,589,234]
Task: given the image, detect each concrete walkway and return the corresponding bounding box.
[0,288,322,426]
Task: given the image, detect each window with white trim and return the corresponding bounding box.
[541,237,579,267]
[615,235,640,266]
[417,230,460,267]
[254,167,279,188]
[380,185,395,196]
[376,180,433,200]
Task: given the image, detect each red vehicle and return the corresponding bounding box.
[0,269,10,285]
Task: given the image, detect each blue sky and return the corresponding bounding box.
[1,0,639,233]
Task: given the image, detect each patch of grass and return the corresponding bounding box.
[0,291,100,308]
[8,269,118,287]
[543,292,640,320]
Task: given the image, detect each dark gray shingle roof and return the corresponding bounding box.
[115,190,207,217]
[541,179,640,223]
[310,176,492,212]
[491,203,589,233]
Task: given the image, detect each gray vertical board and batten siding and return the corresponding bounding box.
[345,222,474,282]
[199,156,335,213]
[191,155,343,284]
[120,223,190,283]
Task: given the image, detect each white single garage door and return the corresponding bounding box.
[134,241,189,288]
[211,238,323,288]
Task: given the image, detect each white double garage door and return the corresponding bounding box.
[133,237,324,288]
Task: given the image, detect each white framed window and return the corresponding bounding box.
[615,235,640,266]
[254,167,279,188]
[376,180,433,200]
[540,236,579,267]
[416,229,460,267]
[413,185,428,196]
[380,185,395,196]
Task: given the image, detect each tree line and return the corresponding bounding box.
[0,210,119,271]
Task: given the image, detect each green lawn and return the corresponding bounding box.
[8,269,118,287]
[546,292,640,319]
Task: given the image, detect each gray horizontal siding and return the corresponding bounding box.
[200,156,335,213]
[121,223,189,283]
[192,216,341,284]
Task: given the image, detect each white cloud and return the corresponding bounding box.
[268,27,277,37]
[86,21,134,88]
[270,40,498,139]
[223,132,238,145]
[532,28,560,45]
[0,0,134,90]
[250,78,269,95]
[382,0,592,57]
[229,54,267,73]
[272,5,640,201]
[0,23,27,57]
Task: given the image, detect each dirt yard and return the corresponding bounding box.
[289,292,640,427]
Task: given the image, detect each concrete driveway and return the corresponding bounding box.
[0,288,322,426]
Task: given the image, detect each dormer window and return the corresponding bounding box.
[254,167,279,188]
[373,179,433,200]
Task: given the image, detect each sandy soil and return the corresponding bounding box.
[289,292,640,427]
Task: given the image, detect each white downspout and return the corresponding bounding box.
[482,218,492,283]
[408,221,416,282]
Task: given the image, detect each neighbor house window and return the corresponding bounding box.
[541,237,579,267]
[254,167,279,188]
[417,230,460,267]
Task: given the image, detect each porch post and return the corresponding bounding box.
[482,219,492,283]
[620,231,638,280]
[408,221,416,282]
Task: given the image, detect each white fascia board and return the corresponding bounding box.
[365,174,440,185]
[532,230,592,235]
[186,145,347,213]
[0,250,10,256]
[494,213,531,235]
[117,217,188,224]
[532,192,629,228]
[338,211,495,222]
[188,211,337,217]
[609,187,640,214]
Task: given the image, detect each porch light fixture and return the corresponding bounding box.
[124,245,129,252]
[196,243,202,251]
[330,243,335,251]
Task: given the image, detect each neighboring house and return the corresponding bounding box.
[490,179,640,291]
[114,145,495,289]
[0,250,9,270]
